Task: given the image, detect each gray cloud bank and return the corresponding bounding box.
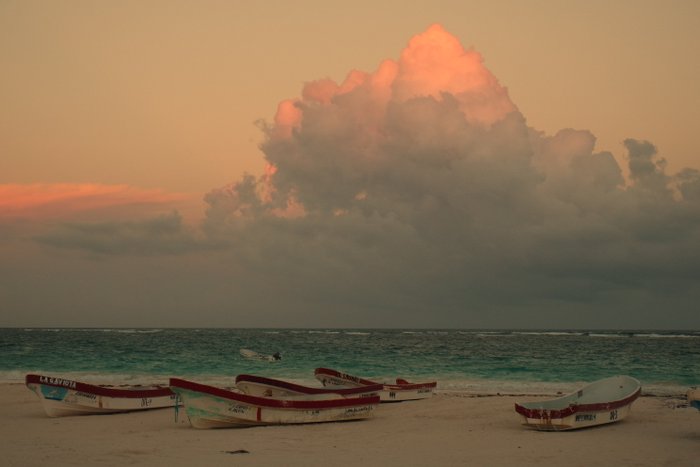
[36,211,209,256]
[30,26,700,328]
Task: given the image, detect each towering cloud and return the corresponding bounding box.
[194,24,700,325]
[33,24,700,326]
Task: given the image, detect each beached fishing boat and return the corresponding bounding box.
[514,375,641,431]
[235,374,383,398]
[314,367,436,402]
[240,348,281,362]
[169,377,380,428]
[688,388,700,410]
[25,374,176,417]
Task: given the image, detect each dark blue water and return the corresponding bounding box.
[2,328,697,395]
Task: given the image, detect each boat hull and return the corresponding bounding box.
[314,368,436,402]
[518,401,635,431]
[170,378,379,429]
[240,348,279,362]
[515,375,641,431]
[235,374,382,399]
[26,374,176,417]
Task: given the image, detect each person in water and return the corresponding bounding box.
[273,352,281,360]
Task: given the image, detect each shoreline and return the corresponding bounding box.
[5,382,698,466]
[2,373,692,399]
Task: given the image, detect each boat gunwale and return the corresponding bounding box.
[235,374,384,396]
[314,367,437,391]
[170,378,380,409]
[25,374,174,399]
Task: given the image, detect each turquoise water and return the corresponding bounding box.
[2,328,698,395]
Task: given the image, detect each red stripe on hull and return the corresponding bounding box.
[26,374,173,399]
[170,378,380,409]
[314,368,437,391]
[514,388,641,419]
[235,374,383,396]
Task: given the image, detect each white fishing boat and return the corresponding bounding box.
[240,348,281,362]
[25,374,177,417]
[169,378,380,429]
[514,375,642,431]
[235,374,383,398]
[688,387,700,410]
[314,367,436,402]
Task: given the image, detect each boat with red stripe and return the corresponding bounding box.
[514,375,641,431]
[169,377,380,428]
[314,368,436,402]
[25,374,176,417]
[235,374,383,399]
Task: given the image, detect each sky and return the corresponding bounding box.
[1,0,699,329]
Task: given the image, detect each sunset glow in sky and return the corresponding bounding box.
[0,183,188,219]
[2,1,699,328]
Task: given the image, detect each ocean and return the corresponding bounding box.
[2,328,697,396]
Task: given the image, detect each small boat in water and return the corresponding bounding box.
[514,375,641,431]
[25,374,176,417]
[240,348,281,362]
[688,388,700,410]
[169,377,380,428]
[235,374,383,398]
[314,367,436,402]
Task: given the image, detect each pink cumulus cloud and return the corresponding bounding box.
[272,23,515,142]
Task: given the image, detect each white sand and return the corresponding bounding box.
[3,383,698,466]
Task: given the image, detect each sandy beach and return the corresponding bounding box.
[3,383,698,467]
